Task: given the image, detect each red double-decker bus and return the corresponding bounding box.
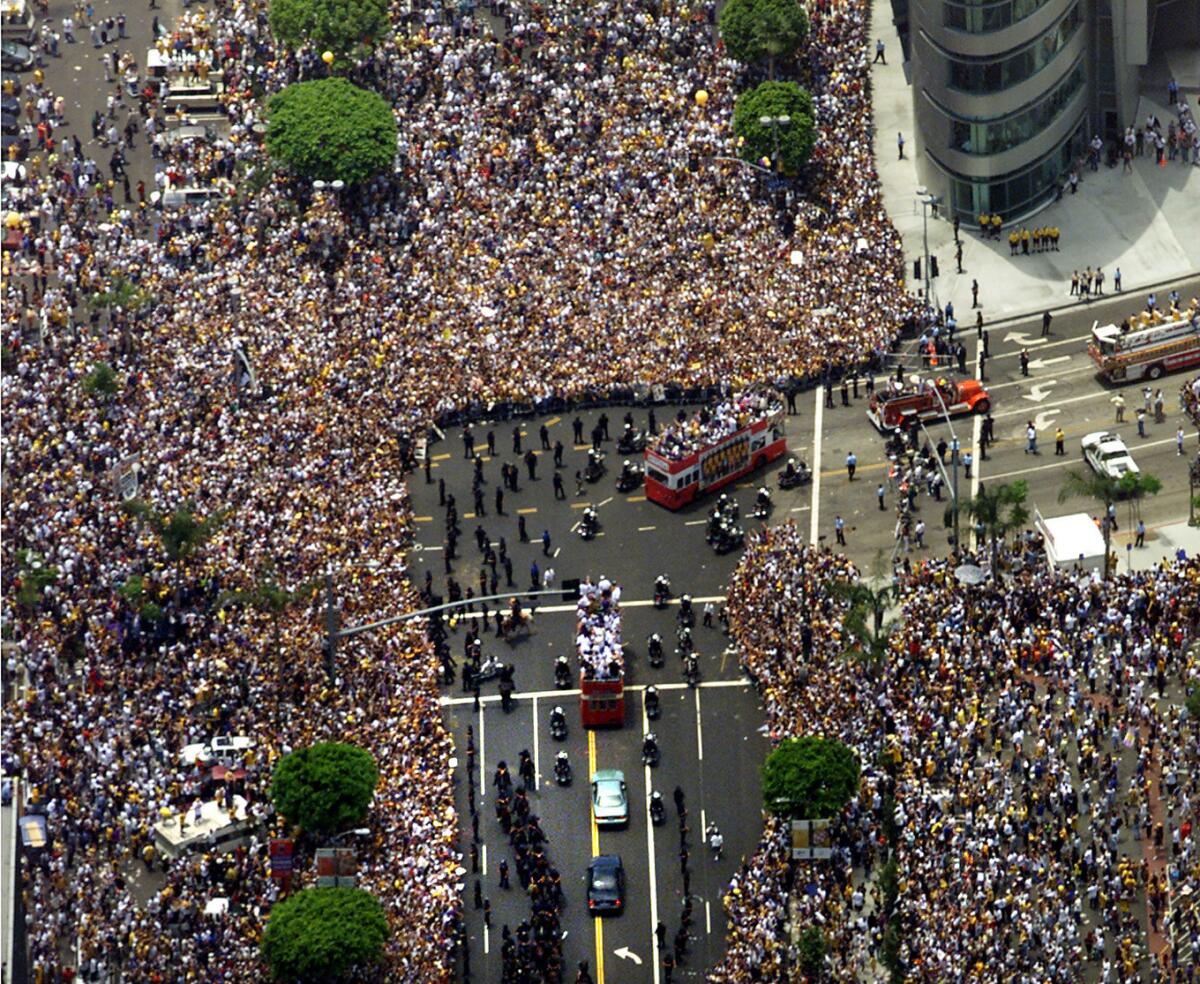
[644,399,787,510]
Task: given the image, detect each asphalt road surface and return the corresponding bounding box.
[411,275,1200,984]
[409,414,774,984]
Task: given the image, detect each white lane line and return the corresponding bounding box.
[810,387,823,545]
[440,678,752,706]
[482,842,488,876]
[484,921,490,955]
[553,546,561,557]
[683,519,707,527]
[637,525,657,532]
[532,695,540,791]
[643,691,662,984]
[972,344,983,503]
[695,688,704,762]
[789,506,810,513]
[991,388,1112,419]
[597,496,613,508]
[984,432,1182,481]
[705,900,712,935]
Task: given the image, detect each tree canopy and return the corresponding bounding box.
[733,81,817,175]
[762,736,860,819]
[268,0,390,60]
[266,78,397,186]
[261,887,388,981]
[270,741,378,835]
[720,0,810,69]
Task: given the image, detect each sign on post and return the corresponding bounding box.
[790,818,833,861]
[315,847,357,888]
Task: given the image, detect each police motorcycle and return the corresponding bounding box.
[675,625,693,658]
[615,459,644,493]
[652,574,671,609]
[584,448,606,483]
[553,750,572,786]
[641,732,660,767]
[676,593,694,628]
[549,705,569,741]
[579,506,600,540]
[616,423,647,455]
[777,457,811,489]
[647,633,665,668]
[475,653,508,684]
[649,790,667,826]
[645,685,661,720]
[753,486,773,520]
[683,651,701,687]
[554,655,572,689]
[711,517,745,555]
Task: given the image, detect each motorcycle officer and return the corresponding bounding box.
[549,706,567,739]
[642,732,659,765]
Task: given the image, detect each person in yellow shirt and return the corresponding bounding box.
[978,212,989,237]
[1009,228,1020,255]
[990,213,1002,239]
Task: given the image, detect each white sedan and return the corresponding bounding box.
[1081,431,1140,480]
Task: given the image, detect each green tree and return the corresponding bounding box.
[797,925,828,979]
[90,275,153,313]
[733,81,817,175]
[266,78,396,186]
[270,742,378,835]
[962,479,1030,572]
[14,550,59,612]
[762,736,860,819]
[219,568,317,672]
[268,0,389,62]
[1118,470,1163,531]
[720,0,809,71]
[261,887,388,982]
[1057,470,1123,579]
[122,498,231,605]
[82,362,122,401]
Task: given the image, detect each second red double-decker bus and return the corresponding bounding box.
[644,393,787,510]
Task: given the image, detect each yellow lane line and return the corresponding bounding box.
[433,453,451,461]
[517,507,539,514]
[414,516,432,523]
[545,416,562,427]
[589,728,603,983]
[627,495,646,502]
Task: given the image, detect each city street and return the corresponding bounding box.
[410,274,1200,982]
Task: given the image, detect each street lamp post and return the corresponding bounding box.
[914,187,941,310]
[758,115,792,174]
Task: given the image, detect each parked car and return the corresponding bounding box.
[1,40,34,72]
[586,855,625,914]
[1,94,20,117]
[1,112,19,135]
[179,735,256,766]
[590,769,629,827]
[1081,431,1139,481]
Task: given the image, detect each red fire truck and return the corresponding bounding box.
[1088,309,1200,382]
[644,404,787,510]
[866,376,990,432]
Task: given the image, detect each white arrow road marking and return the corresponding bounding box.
[614,947,643,965]
[1022,380,1058,403]
[1003,331,1048,346]
[1027,355,1072,370]
[1033,409,1062,430]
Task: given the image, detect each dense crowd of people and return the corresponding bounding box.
[0,0,923,978]
[575,576,623,680]
[715,521,1200,982]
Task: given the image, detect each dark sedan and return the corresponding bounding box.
[586,855,624,915]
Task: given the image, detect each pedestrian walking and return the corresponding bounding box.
[955,241,963,274]
[1112,394,1126,422]
[877,483,886,511]
[874,38,886,63]
[897,131,905,159]
[1137,407,1147,438]
[835,515,846,546]
[673,786,686,819]
[1042,310,1052,336]
[1136,519,1146,548]
[498,858,510,888]
[962,450,972,478]
[656,921,667,950]
[1025,423,1038,455]
[971,279,979,308]
[1178,427,1186,455]
[553,472,565,499]
[542,529,552,556]
[1020,349,1030,376]
[1055,427,1065,455]
[845,451,857,480]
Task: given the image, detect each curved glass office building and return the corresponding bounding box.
[909,0,1090,222]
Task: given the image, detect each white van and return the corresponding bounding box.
[0,0,36,42]
[160,185,227,208]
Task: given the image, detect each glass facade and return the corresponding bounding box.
[946,2,1081,92]
[948,59,1084,154]
[942,0,1055,34]
[939,115,1087,220]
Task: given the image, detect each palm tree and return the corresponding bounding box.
[1118,471,1163,532]
[961,480,1030,572]
[829,567,897,676]
[1057,470,1122,579]
[219,568,317,660]
[123,499,231,606]
[753,6,796,80]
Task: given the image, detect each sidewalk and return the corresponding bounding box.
[869,0,1200,324]
[1116,518,1200,573]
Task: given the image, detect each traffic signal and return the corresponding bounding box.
[913,259,921,281]
[930,255,940,278]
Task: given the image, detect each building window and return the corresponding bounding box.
[937,114,1087,221]
[946,60,1084,154]
[944,2,1081,93]
[943,0,1055,34]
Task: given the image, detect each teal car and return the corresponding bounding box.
[591,770,629,827]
